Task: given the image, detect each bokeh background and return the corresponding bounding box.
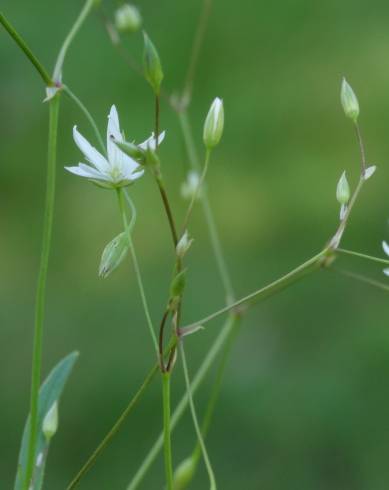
[1,0,389,488]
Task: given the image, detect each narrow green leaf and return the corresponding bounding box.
[14,352,79,490]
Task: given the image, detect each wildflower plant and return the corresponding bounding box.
[2,1,389,489]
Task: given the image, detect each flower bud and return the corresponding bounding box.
[143,32,164,95]
[170,269,187,299]
[340,78,359,123]
[181,171,200,200]
[115,4,142,33]
[173,457,196,489]
[176,231,193,259]
[42,401,58,440]
[363,165,376,181]
[114,139,145,163]
[203,97,224,149]
[336,171,350,205]
[99,232,129,278]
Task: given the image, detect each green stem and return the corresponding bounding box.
[178,110,235,303]
[181,148,211,232]
[190,315,241,476]
[155,173,179,247]
[162,372,174,490]
[52,0,96,81]
[329,266,389,292]
[181,250,327,334]
[336,248,389,266]
[66,363,158,490]
[23,95,60,490]
[179,341,217,489]
[127,314,238,490]
[0,11,52,85]
[62,85,106,155]
[355,122,366,174]
[116,189,159,356]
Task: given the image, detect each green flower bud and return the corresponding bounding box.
[173,457,196,490]
[115,4,142,33]
[99,232,129,278]
[336,171,350,205]
[143,32,164,95]
[42,401,58,440]
[170,269,187,299]
[114,139,145,163]
[340,78,359,123]
[203,97,224,149]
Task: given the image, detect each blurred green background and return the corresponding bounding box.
[1,0,389,488]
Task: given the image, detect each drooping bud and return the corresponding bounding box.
[42,401,58,440]
[99,232,129,278]
[176,231,193,259]
[114,4,142,33]
[173,457,196,490]
[181,171,200,200]
[203,97,224,149]
[336,171,350,205]
[143,32,164,95]
[340,78,359,123]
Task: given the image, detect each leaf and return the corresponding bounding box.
[14,351,79,490]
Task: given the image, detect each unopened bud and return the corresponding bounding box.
[363,165,376,181]
[115,4,142,33]
[143,32,163,95]
[114,139,145,163]
[173,457,196,490]
[99,232,129,278]
[340,78,359,123]
[181,171,200,200]
[170,269,187,299]
[203,97,224,149]
[42,402,58,440]
[336,171,350,205]
[176,231,193,259]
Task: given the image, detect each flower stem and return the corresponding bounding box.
[155,173,179,246]
[0,11,52,85]
[162,372,174,490]
[179,341,217,489]
[23,94,60,490]
[181,148,211,232]
[52,0,96,81]
[181,249,328,334]
[336,248,389,266]
[116,189,159,356]
[329,266,389,293]
[62,85,106,155]
[178,110,235,303]
[66,363,159,490]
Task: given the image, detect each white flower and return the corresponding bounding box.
[65,105,144,188]
[382,241,389,277]
[138,131,165,151]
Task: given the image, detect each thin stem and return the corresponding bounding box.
[52,0,96,81]
[116,189,159,355]
[178,110,235,303]
[162,372,174,490]
[0,12,52,85]
[181,250,327,333]
[155,174,179,247]
[329,266,389,293]
[355,122,366,174]
[155,95,160,149]
[182,0,212,104]
[336,248,389,266]
[66,363,158,490]
[190,315,241,474]
[127,314,238,490]
[181,148,211,232]
[179,341,217,489]
[23,95,60,490]
[62,85,106,155]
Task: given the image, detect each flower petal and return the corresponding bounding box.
[73,126,109,172]
[65,163,107,180]
[138,130,165,151]
[382,241,389,257]
[107,105,123,164]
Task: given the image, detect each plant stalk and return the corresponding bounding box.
[162,372,174,490]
